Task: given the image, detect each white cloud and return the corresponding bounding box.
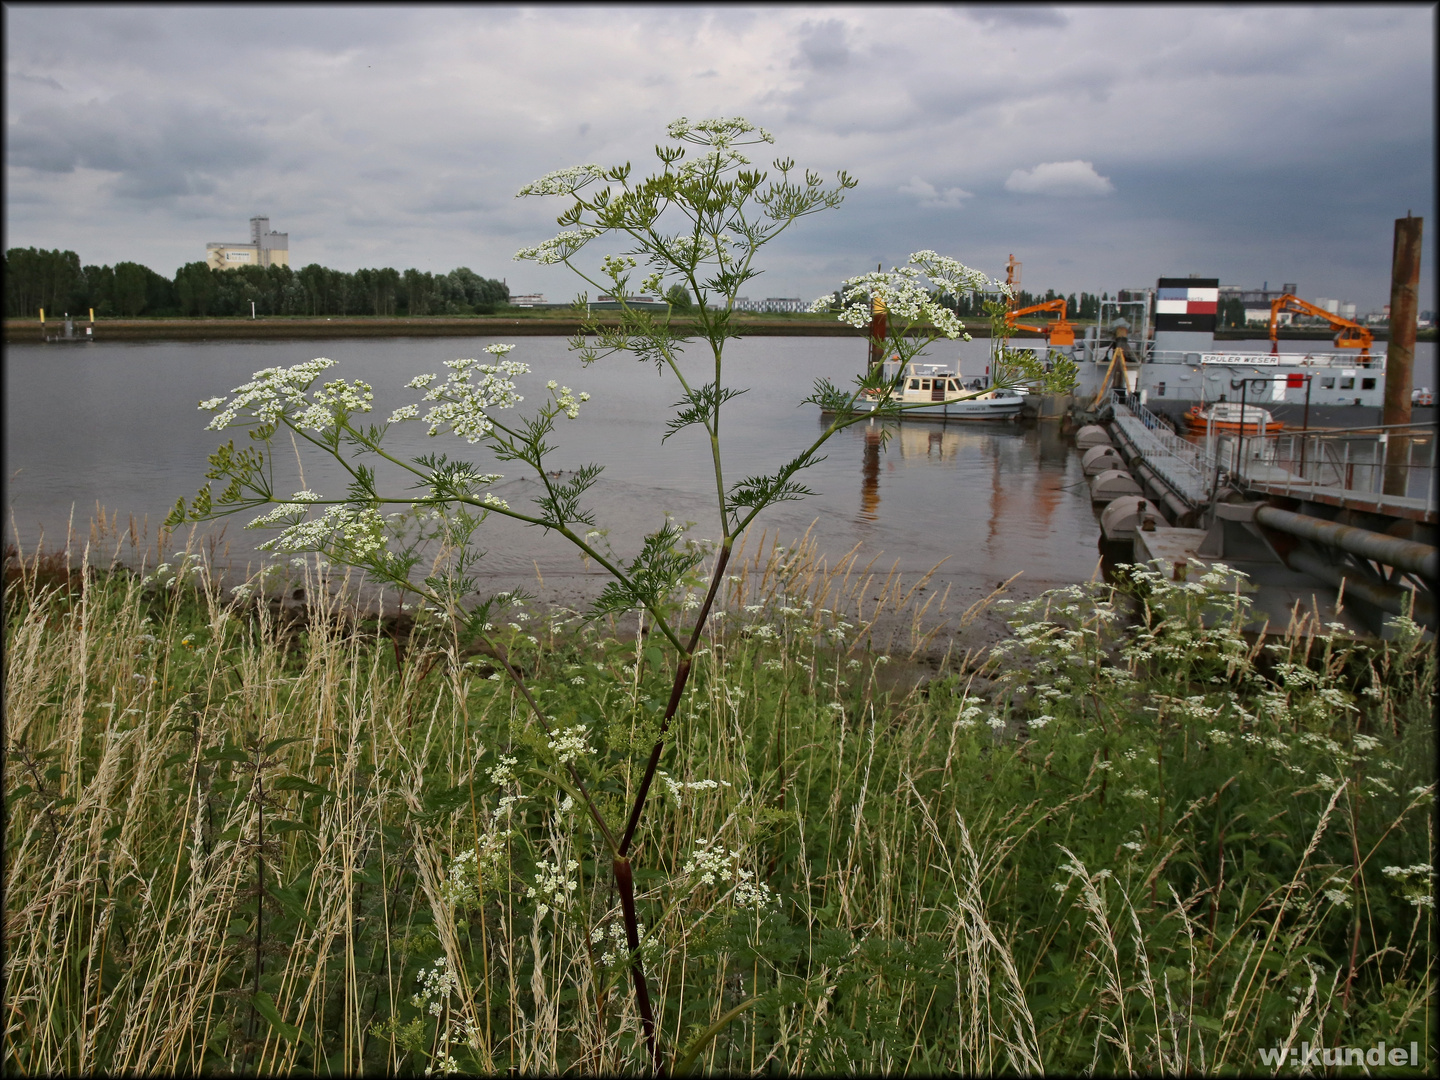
[1004,161,1115,197]
[897,176,973,209]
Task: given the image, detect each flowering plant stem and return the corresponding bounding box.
[170,115,1041,1075]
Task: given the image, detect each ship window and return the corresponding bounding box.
[1156,382,1166,396]
[1361,378,1376,390]
[908,379,920,390]
[920,379,931,390]
[1321,377,1335,389]
[1340,377,1354,390]
[948,380,959,391]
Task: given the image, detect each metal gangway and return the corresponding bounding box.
[1104,393,1436,524]
[1107,391,1215,506]
[1222,422,1437,522]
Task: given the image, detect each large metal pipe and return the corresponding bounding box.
[1284,547,1435,630]
[1253,504,1439,581]
[1129,459,1195,525]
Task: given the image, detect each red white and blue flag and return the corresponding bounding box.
[1154,278,1219,333]
[1155,286,1218,316]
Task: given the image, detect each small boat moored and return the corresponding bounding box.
[1184,402,1285,434]
[844,360,1025,421]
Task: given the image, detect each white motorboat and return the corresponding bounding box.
[845,361,1025,420]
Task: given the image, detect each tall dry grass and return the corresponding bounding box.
[4,531,1434,1074]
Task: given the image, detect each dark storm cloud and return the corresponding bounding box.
[791,19,853,71]
[3,5,1432,311]
[11,72,65,91]
[956,5,1069,29]
[7,96,266,199]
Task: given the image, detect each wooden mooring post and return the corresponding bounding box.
[1383,213,1422,497]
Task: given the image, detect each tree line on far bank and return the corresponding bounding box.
[7,246,1253,329]
[3,247,510,319]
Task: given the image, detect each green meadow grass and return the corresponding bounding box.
[3,535,1433,1075]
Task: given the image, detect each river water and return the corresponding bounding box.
[4,335,1433,613]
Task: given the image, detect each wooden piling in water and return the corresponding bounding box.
[1383,214,1422,496]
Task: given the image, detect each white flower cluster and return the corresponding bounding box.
[200,358,338,430]
[294,377,374,430]
[411,955,460,1017]
[666,115,774,148]
[249,504,389,560]
[544,380,591,419]
[656,769,732,808]
[1322,875,1353,907]
[526,859,579,919]
[487,756,518,787]
[517,163,606,198]
[956,695,986,729]
[814,251,1003,341]
[141,551,207,591]
[1382,862,1433,878]
[513,227,602,265]
[408,345,528,443]
[667,232,736,269]
[682,839,776,911]
[440,823,512,910]
[1382,863,1435,908]
[424,1054,459,1077]
[589,917,659,967]
[546,725,596,765]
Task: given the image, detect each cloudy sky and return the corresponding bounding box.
[5,4,1435,311]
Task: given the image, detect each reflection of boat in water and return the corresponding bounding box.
[849,361,1025,420]
[1184,402,1285,434]
[898,424,963,460]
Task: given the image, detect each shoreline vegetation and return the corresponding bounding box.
[4,525,1434,1074]
[9,102,1433,1077]
[5,312,1429,344]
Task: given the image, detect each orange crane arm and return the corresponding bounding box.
[1269,294,1372,360]
[1005,297,1075,345]
[1008,298,1067,319]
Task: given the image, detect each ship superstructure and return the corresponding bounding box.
[1052,277,1387,413]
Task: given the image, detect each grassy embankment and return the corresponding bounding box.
[3,310,861,342]
[3,523,1434,1075]
[6,309,1433,343]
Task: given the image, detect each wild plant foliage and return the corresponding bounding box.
[163,116,1047,1070]
[3,539,1433,1075]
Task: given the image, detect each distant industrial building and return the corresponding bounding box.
[206,216,289,271]
[733,296,806,313]
[1313,298,1359,321]
[1219,282,1355,327]
[1219,282,1297,306]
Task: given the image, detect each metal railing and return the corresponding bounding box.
[1107,391,1215,505]
[1103,393,1436,517]
[1143,349,1386,368]
[1228,423,1437,516]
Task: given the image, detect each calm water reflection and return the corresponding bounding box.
[8,335,1101,598]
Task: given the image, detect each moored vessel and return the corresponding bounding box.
[1183,401,1285,434]
[845,360,1025,420]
